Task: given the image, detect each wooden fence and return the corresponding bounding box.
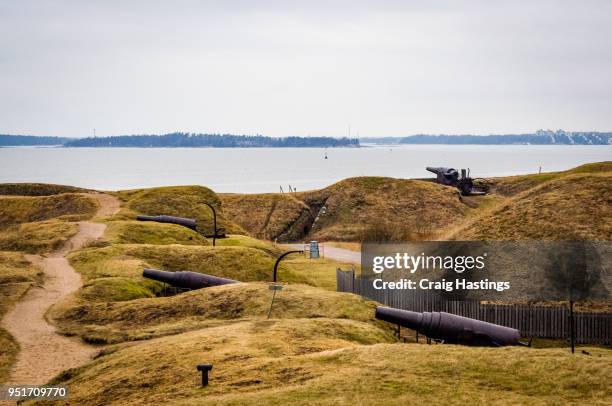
[337,269,611,344]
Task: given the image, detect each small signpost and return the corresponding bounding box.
[267,283,284,319]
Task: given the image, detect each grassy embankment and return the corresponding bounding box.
[222,162,612,243]
[0,193,99,253]
[39,339,610,406]
[221,176,467,242]
[447,162,612,240]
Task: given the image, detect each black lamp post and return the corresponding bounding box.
[272,250,304,282]
[202,202,219,246]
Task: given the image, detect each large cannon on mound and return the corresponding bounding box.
[426,167,489,196]
[375,306,521,346]
[137,215,198,230]
[143,268,239,290]
[136,214,226,242]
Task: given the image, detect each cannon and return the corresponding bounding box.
[136,214,227,244]
[137,215,198,231]
[375,306,521,346]
[143,268,239,290]
[426,167,488,196]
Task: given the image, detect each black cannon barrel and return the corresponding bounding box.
[426,166,452,175]
[143,268,239,289]
[136,215,198,231]
[426,167,459,180]
[375,306,521,346]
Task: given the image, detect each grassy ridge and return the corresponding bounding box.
[455,171,612,240]
[52,283,380,344]
[41,330,610,406]
[219,161,612,242]
[115,186,244,235]
[0,183,89,196]
[43,318,396,406]
[491,162,612,196]
[222,177,468,242]
[0,193,98,229]
[300,177,466,241]
[104,221,209,246]
[55,236,352,343]
[0,220,79,254]
[0,193,98,254]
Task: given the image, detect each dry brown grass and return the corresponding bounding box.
[220,193,310,240]
[0,183,90,196]
[104,221,209,246]
[39,328,611,406]
[0,219,79,254]
[220,177,469,242]
[301,177,466,241]
[491,161,612,196]
[0,251,42,287]
[52,282,381,344]
[453,172,612,240]
[113,186,244,235]
[38,318,398,406]
[0,193,98,230]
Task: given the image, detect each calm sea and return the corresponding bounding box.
[0,145,610,193]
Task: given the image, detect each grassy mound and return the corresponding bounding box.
[0,219,79,254]
[0,183,89,196]
[220,193,310,240]
[65,242,343,304]
[104,221,209,246]
[0,251,42,318]
[53,283,380,343]
[44,318,396,405]
[0,251,41,286]
[73,245,287,283]
[0,193,98,229]
[491,161,612,196]
[0,251,41,319]
[44,331,610,405]
[55,238,353,342]
[115,186,244,235]
[300,177,466,241]
[456,172,612,240]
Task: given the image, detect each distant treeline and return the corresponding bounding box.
[361,130,612,145]
[0,133,359,148]
[65,133,359,148]
[0,134,71,146]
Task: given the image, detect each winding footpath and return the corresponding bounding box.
[1,193,120,386]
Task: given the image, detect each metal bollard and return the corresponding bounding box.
[196,364,213,387]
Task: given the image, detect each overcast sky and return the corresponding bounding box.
[1,1,611,137]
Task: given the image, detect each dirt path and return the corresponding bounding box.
[1,193,120,386]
